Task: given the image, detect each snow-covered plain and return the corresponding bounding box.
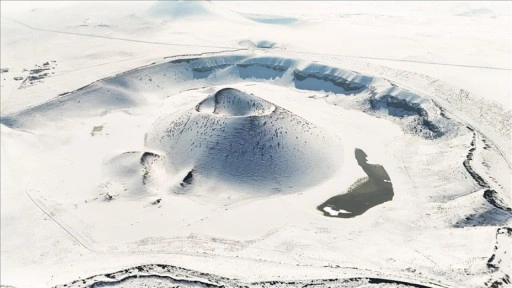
[1,1,511,288]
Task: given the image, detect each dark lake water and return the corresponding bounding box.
[318,148,394,218]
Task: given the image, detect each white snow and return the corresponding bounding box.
[1,1,510,288]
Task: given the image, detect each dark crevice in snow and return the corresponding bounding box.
[140,151,160,185]
[180,169,195,187]
[463,127,511,214]
[237,62,289,72]
[369,94,443,138]
[485,227,512,288]
[293,69,367,94]
[168,57,200,64]
[463,129,489,188]
[54,263,445,288]
[192,64,232,73]
[484,190,512,213]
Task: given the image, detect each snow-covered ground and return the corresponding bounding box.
[1,1,510,288]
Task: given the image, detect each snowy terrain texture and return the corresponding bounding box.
[1,1,510,288]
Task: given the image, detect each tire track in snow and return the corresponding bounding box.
[2,17,240,50]
[4,16,511,71]
[285,49,512,71]
[25,190,100,254]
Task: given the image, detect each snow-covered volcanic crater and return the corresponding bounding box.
[2,52,511,288]
[3,54,457,136]
[144,87,342,193]
[2,53,466,200]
